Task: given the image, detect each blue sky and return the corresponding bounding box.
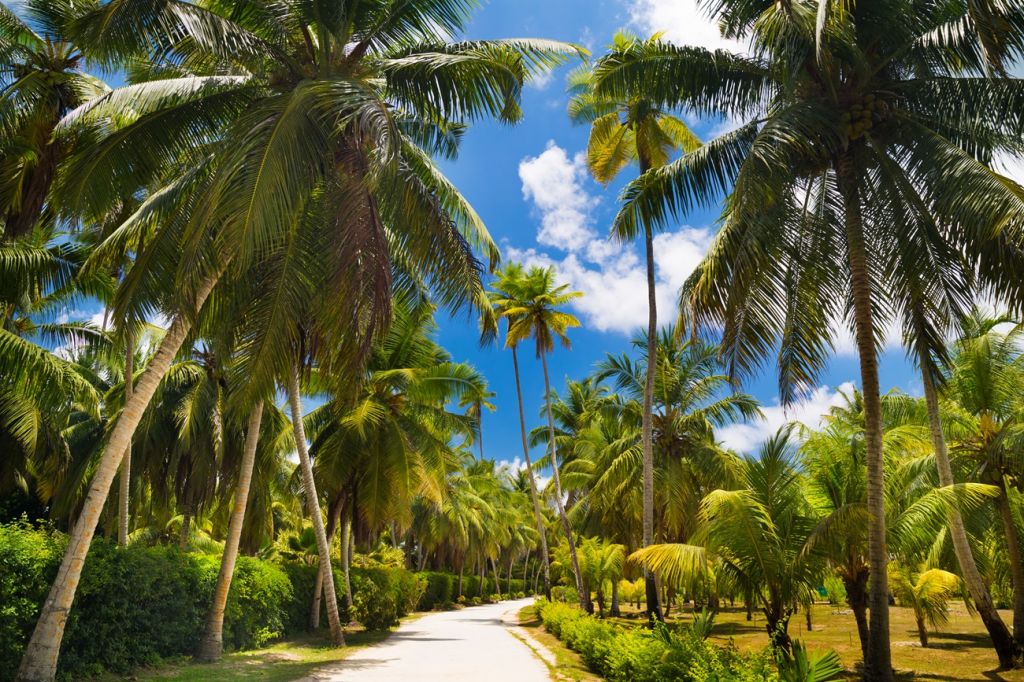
[427,0,929,468]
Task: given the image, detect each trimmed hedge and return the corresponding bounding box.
[417,571,455,610]
[536,599,780,682]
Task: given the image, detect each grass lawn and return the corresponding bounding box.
[604,602,1024,681]
[517,604,601,682]
[92,629,392,682]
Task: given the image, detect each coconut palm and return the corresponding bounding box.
[16,0,578,674]
[889,564,962,648]
[595,1,1024,675]
[0,0,109,241]
[495,264,587,611]
[569,32,701,618]
[485,263,554,599]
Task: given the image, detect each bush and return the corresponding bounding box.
[1,524,287,680]
[551,585,578,604]
[535,599,787,682]
[417,571,454,610]
[0,521,64,679]
[350,567,425,631]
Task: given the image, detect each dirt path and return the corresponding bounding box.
[303,598,550,681]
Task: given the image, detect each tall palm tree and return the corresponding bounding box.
[486,263,553,599]
[16,1,577,676]
[498,264,588,611]
[0,0,108,241]
[568,30,700,620]
[594,2,1024,676]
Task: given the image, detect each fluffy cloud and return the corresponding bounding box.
[717,381,856,454]
[518,143,598,252]
[514,142,715,335]
[627,0,745,52]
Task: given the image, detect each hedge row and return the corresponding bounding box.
[535,599,780,682]
[0,523,423,680]
[415,572,529,610]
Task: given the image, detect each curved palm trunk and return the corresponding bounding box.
[540,350,588,612]
[197,401,264,661]
[920,366,1017,666]
[117,337,133,546]
[843,570,870,663]
[287,362,344,647]
[995,481,1024,647]
[641,221,662,622]
[838,162,892,682]
[16,276,217,682]
[511,347,552,599]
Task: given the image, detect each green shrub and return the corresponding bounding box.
[0,521,64,679]
[535,599,787,682]
[417,571,454,610]
[217,556,293,649]
[350,567,425,630]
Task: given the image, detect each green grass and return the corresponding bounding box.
[517,604,601,682]
[605,601,1024,682]
[92,630,392,682]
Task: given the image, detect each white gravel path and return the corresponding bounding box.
[304,598,551,681]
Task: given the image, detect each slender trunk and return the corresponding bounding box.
[341,515,353,612]
[179,505,192,549]
[805,602,812,631]
[197,401,264,661]
[506,559,514,595]
[287,362,344,646]
[916,614,929,647]
[458,564,464,598]
[641,220,662,622]
[511,347,552,599]
[491,558,502,599]
[311,500,341,630]
[479,554,486,597]
[540,351,587,612]
[845,572,871,664]
[765,610,792,652]
[920,364,1017,666]
[838,158,891,682]
[610,578,621,617]
[477,412,485,461]
[16,276,217,682]
[117,336,133,546]
[996,481,1024,647]
[523,549,531,586]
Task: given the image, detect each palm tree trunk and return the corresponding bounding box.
[916,614,929,647]
[287,362,345,647]
[845,571,870,663]
[197,401,264,661]
[16,276,217,682]
[995,481,1024,648]
[511,347,552,599]
[491,558,502,599]
[341,514,353,612]
[117,336,133,546]
[920,364,1017,666]
[311,499,341,630]
[458,564,464,598]
[540,350,588,613]
[610,579,621,617]
[838,160,892,682]
[641,220,662,622]
[523,549,531,586]
[179,504,192,549]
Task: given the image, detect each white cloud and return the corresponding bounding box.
[518,143,599,252]
[627,0,745,53]
[515,142,716,335]
[717,381,856,454]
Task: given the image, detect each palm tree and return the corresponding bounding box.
[945,314,1024,650]
[568,30,700,621]
[0,0,108,241]
[16,0,577,675]
[594,2,1024,676]
[486,263,554,599]
[632,428,824,651]
[494,264,587,610]
[888,564,962,648]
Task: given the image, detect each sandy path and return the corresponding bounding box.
[305,598,550,681]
